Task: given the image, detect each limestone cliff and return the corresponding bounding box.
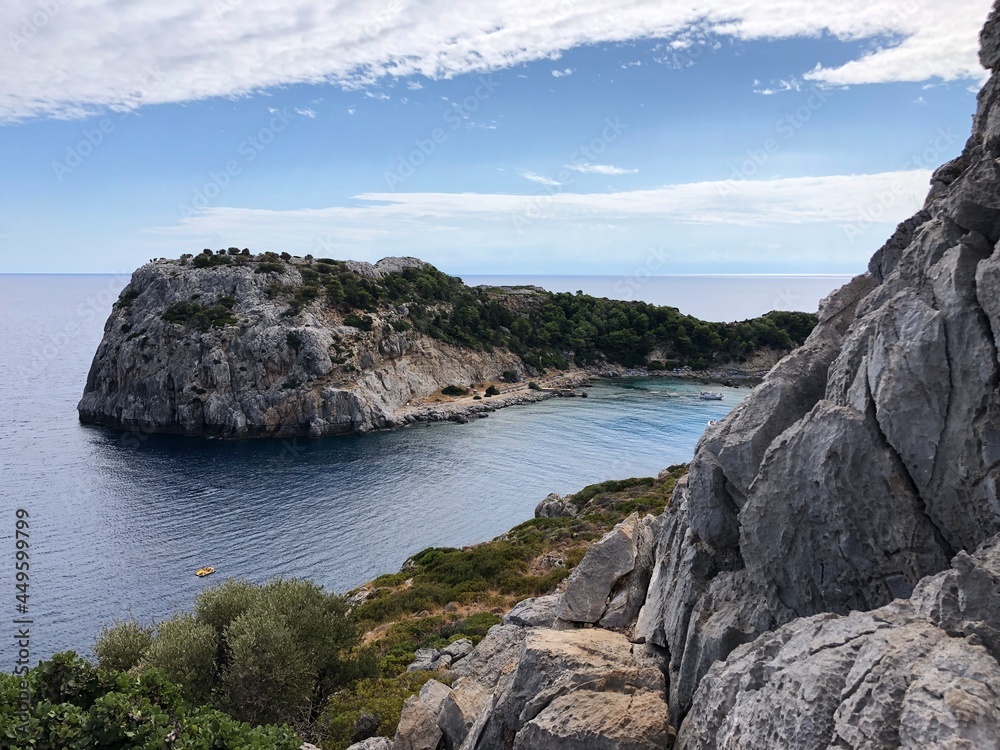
[381,5,1000,749]
[77,257,531,437]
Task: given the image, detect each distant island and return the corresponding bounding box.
[77,251,816,437]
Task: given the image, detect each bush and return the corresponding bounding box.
[138,614,218,706]
[287,331,303,350]
[255,261,284,274]
[0,652,301,749]
[220,609,314,726]
[441,385,466,397]
[485,385,500,396]
[344,313,374,331]
[94,619,152,672]
[501,370,518,383]
[528,381,541,391]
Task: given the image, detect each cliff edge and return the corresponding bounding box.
[380,5,1000,749]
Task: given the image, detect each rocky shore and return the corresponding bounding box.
[352,7,1000,747]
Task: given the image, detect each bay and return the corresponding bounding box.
[0,273,843,662]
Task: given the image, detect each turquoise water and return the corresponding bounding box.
[0,275,765,662]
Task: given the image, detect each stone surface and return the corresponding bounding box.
[474,628,666,750]
[632,9,1000,724]
[676,535,1000,749]
[503,594,561,628]
[393,679,452,750]
[438,678,490,750]
[513,690,672,750]
[346,740,392,750]
[556,512,659,630]
[534,493,578,518]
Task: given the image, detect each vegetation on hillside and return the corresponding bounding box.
[152,250,817,371]
[1,466,689,749]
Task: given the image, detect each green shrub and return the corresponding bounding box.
[441,385,466,397]
[138,614,218,706]
[528,381,541,391]
[94,619,152,672]
[0,652,301,749]
[287,331,303,350]
[485,385,500,396]
[220,609,314,726]
[318,672,439,748]
[344,313,374,331]
[256,261,284,274]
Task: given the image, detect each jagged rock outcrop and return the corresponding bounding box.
[631,5,1000,729]
[391,8,1000,748]
[677,534,1000,749]
[392,625,672,750]
[76,257,531,437]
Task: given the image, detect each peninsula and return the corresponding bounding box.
[77,254,814,437]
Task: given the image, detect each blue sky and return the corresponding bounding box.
[0,0,991,275]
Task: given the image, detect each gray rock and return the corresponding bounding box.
[474,628,666,749]
[438,678,490,750]
[513,690,672,750]
[556,512,659,630]
[503,594,561,628]
[441,638,474,661]
[346,740,391,750]
[676,535,1000,749]
[631,13,1000,724]
[393,679,452,750]
[534,493,577,518]
[77,257,533,438]
[405,648,438,672]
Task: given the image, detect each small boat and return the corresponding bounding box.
[699,391,723,401]
[195,566,215,577]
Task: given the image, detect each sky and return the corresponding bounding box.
[0,0,992,276]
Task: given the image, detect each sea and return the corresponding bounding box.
[0,273,850,664]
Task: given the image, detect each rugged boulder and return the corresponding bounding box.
[632,4,1000,727]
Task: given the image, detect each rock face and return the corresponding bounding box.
[77,257,529,437]
[391,7,1000,749]
[631,5,1000,729]
[677,535,1000,749]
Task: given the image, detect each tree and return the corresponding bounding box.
[138,614,218,706]
[94,619,152,672]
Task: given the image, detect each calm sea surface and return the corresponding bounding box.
[0,274,847,664]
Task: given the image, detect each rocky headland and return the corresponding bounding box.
[77,253,811,438]
[361,6,1000,748]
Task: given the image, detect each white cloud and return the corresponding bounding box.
[565,163,638,175]
[294,107,317,118]
[347,106,357,115]
[406,81,423,90]
[364,91,391,100]
[913,96,926,105]
[753,78,802,95]
[0,0,989,122]
[551,68,574,77]
[519,170,563,186]
[149,170,931,269]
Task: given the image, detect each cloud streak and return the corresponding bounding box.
[0,0,989,122]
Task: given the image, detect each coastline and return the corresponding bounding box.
[394,371,593,426]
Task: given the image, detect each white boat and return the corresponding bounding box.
[699,391,723,401]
